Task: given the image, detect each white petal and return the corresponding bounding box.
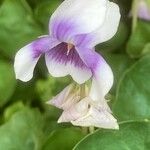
[48,84,80,110]
[50,0,108,40]
[45,43,92,84]
[89,60,114,101]
[58,98,89,123]
[76,47,114,101]
[72,106,119,129]
[89,2,121,46]
[14,44,40,82]
[14,36,59,82]
[45,57,92,84]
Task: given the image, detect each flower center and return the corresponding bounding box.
[67,43,74,55]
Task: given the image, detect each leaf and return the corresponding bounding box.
[113,55,150,121]
[0,0,42,58]
[34,0,61,28]
[0,60,16,107]
[35,76,70,102]
[0,106,44,150]
[142,43,150,55]
[3,101,24,121]
[127,21,150,58]
[42,128,86,150]
[11,80,38,103]
[73,121,150,150]
[101,53,133,94]
[97,22,129,52]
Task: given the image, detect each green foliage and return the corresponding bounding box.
[43,128,86,150]
[0,0,42,58]
[127,21,150,58]
[0,0,150,149]
[36,76,70,102]
[0,60,16,107]
[102,53,133,94]
[73,122,150,150]
[113,55,150,121]
[0,106,44,150]
[34,0,61,28]
[98,22,129,52]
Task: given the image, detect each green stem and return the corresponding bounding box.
[132,0,139,32]
[89,126,95,134]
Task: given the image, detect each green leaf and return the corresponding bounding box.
[102,53,133,94]
[97,22,129,52]
[142,43,150,55]
[127,21,150,58]
[34,0,61,28]
[36,76,70,102]
[0,106,44,150]
[73,121,150,150]
[42,105,66,136]
[42,128,86,150]
[0,0,42,58]
[3,101,24,121]
[0,60,16,107]
[11,80,37,103]
[113,55,150,121]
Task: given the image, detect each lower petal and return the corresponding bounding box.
[47,84,80,110]
[14,36,59,82]
[45,43,92,84]
[76,47,114,101]
[58,97,89,123]
[71,106,119,129]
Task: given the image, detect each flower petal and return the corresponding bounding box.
[73,2,120,47]
[49,0,108,42]
[45,43,92,84]
[71,106,119,129]
[137,0,150,21]
[58,97,89,123]
[47,84,81,110]
[14,36,59,82]
[76,47,113,101]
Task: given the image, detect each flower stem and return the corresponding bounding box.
[89,126,95,134]
[132,0,138,32]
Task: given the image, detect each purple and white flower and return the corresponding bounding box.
[137,0,150,21]
[14,0,120,129]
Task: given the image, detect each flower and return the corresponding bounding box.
[47,84,119,129]
[14,0,120,85]
[14,0,120,128]
[137,0,150,21]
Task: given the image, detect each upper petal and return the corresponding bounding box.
[76,47,113,101]
[89,2,121,46]
[14,36,59,82]
[45,43,92,84]
[73,2,121,47]
[49,0,108,42]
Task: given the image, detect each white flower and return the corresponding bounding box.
[48,84,119,129]
[14,0,121,129]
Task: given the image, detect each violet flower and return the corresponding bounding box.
[14,0,120,129]
[137,0,150,21]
